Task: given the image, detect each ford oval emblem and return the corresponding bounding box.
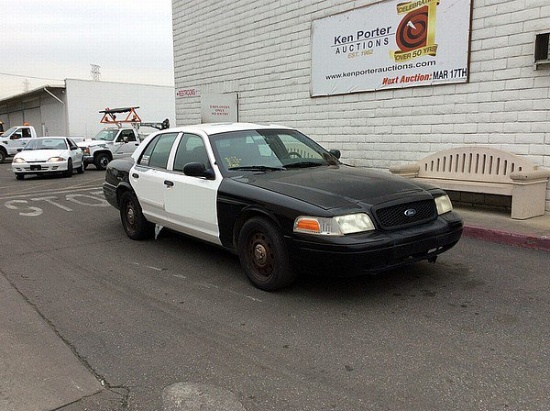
[404,208,417,217]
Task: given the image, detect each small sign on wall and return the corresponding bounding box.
[201,93,238,123]
[176,88,200,98]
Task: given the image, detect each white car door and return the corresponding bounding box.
[163,133,222,245]
[130,132,180,223]
[66,138,83,168]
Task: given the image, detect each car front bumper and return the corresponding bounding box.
[287,212,464,275]
[83,155,95,165]
[12,161,69,174]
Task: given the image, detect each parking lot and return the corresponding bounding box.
[1,161,549,411]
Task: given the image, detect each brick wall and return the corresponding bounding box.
[173,0,550,212]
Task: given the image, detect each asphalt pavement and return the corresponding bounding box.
[1,206,549,411]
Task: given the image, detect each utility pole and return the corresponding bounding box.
[91,64,101,81]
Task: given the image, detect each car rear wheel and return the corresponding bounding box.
[238,217,296,291]
[0,149,6,163]
[120,191,154,240]
[76,161,85,174]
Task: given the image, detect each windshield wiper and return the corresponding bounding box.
[284,161,324,168]
[229,165,286,171]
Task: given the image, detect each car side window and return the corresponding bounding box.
[138,132,178,169]
[173,134,211,171]
[67,139,78,150]
[120,129,136,142]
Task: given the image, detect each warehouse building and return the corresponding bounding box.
[0,79,175,138]
[172,0,550,212]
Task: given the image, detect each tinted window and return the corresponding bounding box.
[138,133,178,169]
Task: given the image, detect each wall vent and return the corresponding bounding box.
[534,33,550,69]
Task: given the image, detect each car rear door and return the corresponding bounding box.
[130,132,180,223]
[162,133,222,245]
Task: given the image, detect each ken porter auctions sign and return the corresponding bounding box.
[311,0,471,96]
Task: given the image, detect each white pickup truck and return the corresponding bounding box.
[77,127,142,170]
[0,125,39,163]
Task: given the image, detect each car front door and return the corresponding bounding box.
[130,132,180,223]
[163,133,222,245]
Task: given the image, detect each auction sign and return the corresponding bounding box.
[311,0,472,96]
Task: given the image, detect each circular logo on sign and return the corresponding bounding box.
[396,6,429,52]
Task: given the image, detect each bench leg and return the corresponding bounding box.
[511,181,548,219]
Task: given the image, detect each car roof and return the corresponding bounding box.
[166,122,294,136]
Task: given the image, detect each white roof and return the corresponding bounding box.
[168,122,294,135]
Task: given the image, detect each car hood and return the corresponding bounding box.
[15,149,67,161]
[76,139,111,148]
[233,165,438,211]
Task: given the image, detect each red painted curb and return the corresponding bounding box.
[463,225,550,252]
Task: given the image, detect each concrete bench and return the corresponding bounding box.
[389,147,550,219]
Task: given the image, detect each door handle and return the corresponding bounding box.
[164,180,174,187]
[132,173,139,179]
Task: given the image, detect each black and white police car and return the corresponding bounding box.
[103,123,463,290]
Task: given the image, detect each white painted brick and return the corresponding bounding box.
[173,0,550,212]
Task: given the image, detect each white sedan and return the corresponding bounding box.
[12,137,85,180]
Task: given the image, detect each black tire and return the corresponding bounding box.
[119,191,155,240]
[83,163,88,170]
[0,149,6,163]
[64,159,73,177]
[76,161,85,174]
[15,173,24,180]
[94,153,110,170]
[237,217,296,291]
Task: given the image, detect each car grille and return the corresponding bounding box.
[373,199,437,230]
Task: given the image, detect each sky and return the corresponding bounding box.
[0,1,174,100]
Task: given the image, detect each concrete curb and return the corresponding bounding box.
[463,225,550,252]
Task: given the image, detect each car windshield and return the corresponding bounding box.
[210,129,338,174]
[94,129,118,141]
[2,127,18,136]
[23,138,67,150]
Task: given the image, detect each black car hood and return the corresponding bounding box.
[231,164,437,211]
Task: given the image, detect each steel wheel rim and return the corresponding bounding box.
[247,232,275,278]
[125,202,137,231]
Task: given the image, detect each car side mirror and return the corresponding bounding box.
[183,162,215,179]
[329,149,341,159]
[123,136,129,143]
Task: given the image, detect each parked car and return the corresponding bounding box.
[0,125,39,163]
[103,123,463,290]
[77,127,141,170]
[12,137,84,180]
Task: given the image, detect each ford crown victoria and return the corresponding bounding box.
[103,123,463,290]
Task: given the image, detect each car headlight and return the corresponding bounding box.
[47,156,65,162]
[13,157,25,163]
[435,194,453,215]
[294,213,375,236]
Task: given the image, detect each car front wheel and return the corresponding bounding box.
[237,217,296,291]
[64,159,73,177]
[95,153,110,170]
[119,191,154,240]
